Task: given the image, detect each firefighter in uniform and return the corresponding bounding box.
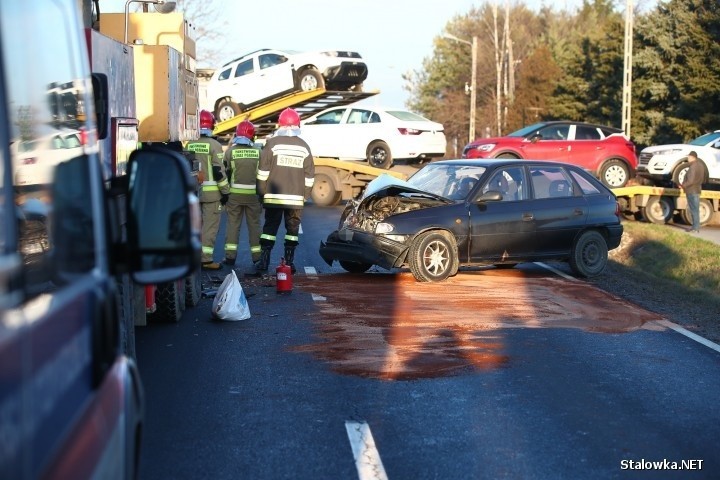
[256,108,314,274]
[185,110,229,270]
[223,120,263,269]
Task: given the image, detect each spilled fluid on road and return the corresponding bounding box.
[291,268,665,381]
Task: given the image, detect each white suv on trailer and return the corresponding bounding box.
[637,130,720,186]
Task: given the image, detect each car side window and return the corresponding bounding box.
[570,170,602,194]
[347,109,371,124]
[481,167,526,201]
[315,110,343,125]
[575,125,601,140]
[530,166,575,199]
[368,112,381,123]
[2,1,97,297]
[218,67,231,81]
[234,59,254,78]
[539,125,569,140]
[259,53,287,70]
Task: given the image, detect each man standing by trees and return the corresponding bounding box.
[256,108,314,274]
[680,151,704,233]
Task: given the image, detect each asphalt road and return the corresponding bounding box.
[135,205,720,480]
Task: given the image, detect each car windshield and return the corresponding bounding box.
[387,110,430,122]
[689,131,720,146]
[408,164,487,199]
[507,122,547,137]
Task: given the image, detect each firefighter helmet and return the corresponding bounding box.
[236,120,256,140]
[278,108,300,128]
[199,110,215,130]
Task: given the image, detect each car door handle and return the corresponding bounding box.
[574,209,584,216]
[522,213,534,221]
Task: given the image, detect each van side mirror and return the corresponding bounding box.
[126,147,200,284]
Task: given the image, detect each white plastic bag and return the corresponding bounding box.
[212,270,251,321]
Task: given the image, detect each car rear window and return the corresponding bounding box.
[387,111,429,122]
[569,170,602,195]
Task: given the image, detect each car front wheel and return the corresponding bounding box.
[216,99,242,122]
[367,141,393,169]
[408,231,457,282]
[599,159,630,188]
[569,230,608,278]
[299,68,324,91]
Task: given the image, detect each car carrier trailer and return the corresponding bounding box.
[613,185,720,226]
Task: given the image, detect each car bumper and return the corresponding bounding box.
[324,62,368,86]
[319,228,408,270]
[606,224,624,250]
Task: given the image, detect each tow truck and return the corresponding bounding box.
[613,184,720,226]
[211,88,418,206]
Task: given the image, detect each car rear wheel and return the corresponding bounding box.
[641,195,673,224]
[599,159,630,188]
[680,198,713,226]
[569,230,608,278]
[367,141,393,169]
[216,99,243,122]
[339,261,372,273]
[311,173,342,206]
[299,68,324,91]
[495,153,519,159]
[408,231,457,282]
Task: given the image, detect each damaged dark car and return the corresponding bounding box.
[319,159,624,282]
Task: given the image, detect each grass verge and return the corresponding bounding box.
[611,222,720,302]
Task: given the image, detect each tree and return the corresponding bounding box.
[173,0,228,67]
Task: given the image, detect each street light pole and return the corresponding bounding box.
[442,33,478,144]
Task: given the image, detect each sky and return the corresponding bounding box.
[103,0,588,109]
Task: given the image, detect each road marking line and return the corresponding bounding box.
[311,294,326,302]
[304,266,317,278]
[345,421,388,480]
[656,319,720,353]
[534,262,576,280]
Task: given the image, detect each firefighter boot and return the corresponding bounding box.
[255,247,272,273]
[284,246,297,274]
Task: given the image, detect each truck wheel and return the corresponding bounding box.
[339,260,372,273]
[680,198,713,226]
[185,270,202,307]
[569,230,608,278]
[599,159,630,188]
[408,231,457,282]
[299,68,324,91]
[641,196,673,224]
[216,99,242,122]
[311,173,341,206]
[151,280,184,323]
[367,141,393,169]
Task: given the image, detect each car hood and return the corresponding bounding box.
[339,174,451,233]
[641,143,694,154]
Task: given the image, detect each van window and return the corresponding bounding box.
[1,1,97,297]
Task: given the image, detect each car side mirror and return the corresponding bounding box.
[126,147,201,284]
[476,191,503,202]
[529,134,541,143]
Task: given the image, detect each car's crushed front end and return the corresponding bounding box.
[319,175,450,270]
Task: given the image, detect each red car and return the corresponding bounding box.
[461,121,638,188]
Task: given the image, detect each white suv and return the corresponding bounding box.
[637,130,720,186]
[204,48,368,122]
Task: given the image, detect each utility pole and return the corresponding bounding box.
[622,0,633,137]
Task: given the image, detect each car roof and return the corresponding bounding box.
[434,158,575,168]
[535,120,623,132]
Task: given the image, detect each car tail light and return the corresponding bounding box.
[79,127,88,146]
[615,201,622,218]
[398,128,421,135]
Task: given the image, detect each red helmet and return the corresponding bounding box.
[199,110,215,130]
[236,120,255,140]
[278,108,300,128]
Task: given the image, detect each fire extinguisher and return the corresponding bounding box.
[276,257,293,294]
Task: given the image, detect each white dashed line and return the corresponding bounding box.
[345,421,388,480]
[311,294,326,302]
[304,266,318,278]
